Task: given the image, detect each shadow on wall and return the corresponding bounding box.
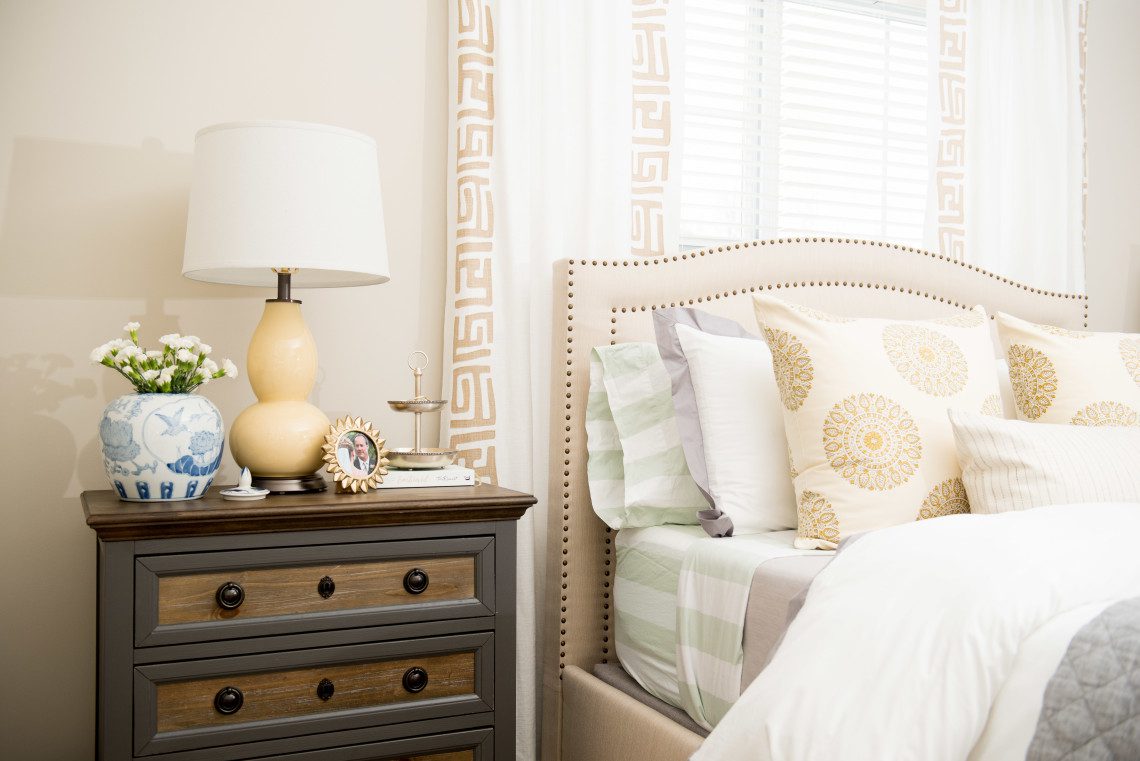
[0,135,256,480]
[0,353,96,491]
[0,136,253,757]
[0,135,243,301]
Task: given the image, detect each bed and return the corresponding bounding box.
[540,238,1093,761]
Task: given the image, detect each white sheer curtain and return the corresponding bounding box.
[927,0,1087,293]
[443,2,1087,757]
[442,2,635,758]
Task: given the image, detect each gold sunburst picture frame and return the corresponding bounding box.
[322,416,390,493]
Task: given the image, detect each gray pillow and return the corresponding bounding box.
[652,307,764,537]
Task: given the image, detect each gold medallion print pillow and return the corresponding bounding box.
[754,296,1001,549]
[996,312,1140,426]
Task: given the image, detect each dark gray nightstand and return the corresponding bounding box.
[83,484,535,761]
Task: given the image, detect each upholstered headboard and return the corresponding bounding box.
[540,238,1086,759]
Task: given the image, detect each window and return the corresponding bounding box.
[680,0,928,248]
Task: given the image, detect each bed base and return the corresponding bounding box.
[561,666,702,761]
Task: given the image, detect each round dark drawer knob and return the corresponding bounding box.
[316,678,335,701]
[215,582,245,610]
[403,568,429,595]
[317,575,335,599]
[213,686,244,715]
[402,666,429,694]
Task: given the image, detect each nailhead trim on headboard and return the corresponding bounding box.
[570,237,1088,324]
[561,262,573,668]
[556,238,1089,678]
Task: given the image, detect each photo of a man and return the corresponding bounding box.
[336,431,378,477]
[350,433,375,475]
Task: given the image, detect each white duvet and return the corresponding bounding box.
[693,502,1140,761]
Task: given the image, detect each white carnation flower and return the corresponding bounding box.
[96,322,235,391]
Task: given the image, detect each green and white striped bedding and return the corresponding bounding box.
[615,525,823,730]
[586,344,706,529]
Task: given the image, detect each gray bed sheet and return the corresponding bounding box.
[606,551,832,728]
[741,553,833,686]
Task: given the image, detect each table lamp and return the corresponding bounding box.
[182,121,389,492]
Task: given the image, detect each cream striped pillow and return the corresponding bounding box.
[996,312,1140,426]
[950,409,1140,513]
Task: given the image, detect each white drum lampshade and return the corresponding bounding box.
[183,121,390,492]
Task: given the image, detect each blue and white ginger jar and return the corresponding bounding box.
[99,393,224,501]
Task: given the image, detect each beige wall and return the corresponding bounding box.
[1,1,1138,758]
[0,1,447,757]
[1085,0,1140,331]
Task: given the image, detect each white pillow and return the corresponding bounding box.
[674,323,796,533]
[950,409,1140,513]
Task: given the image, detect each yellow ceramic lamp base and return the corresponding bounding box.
[229,301,328,488]
[230,401,328,476]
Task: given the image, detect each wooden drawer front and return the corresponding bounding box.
[135,537,494,646]
[135,633,494,756]
[339,751,473,761]
[158,556,474,625]
[255,727,493,760]
[157,650,473,733]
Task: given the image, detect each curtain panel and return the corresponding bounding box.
[442,1,1088,757]
[928,0,1089,294]
[442,1,681,757]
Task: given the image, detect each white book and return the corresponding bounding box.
[377,466,478,489]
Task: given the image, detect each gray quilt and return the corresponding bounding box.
[1027,597,1140,760]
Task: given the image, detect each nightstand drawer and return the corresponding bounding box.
[256,727,492,760]
[133,632,494,756]
[366,752,471,761]
[135,536,494,646]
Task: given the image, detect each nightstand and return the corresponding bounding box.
[82,484,535,761]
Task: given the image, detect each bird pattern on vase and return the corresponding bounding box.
[100,393,224,501]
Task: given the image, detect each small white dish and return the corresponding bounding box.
[220,468,270,501]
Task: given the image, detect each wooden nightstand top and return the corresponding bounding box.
[83,484,536,541]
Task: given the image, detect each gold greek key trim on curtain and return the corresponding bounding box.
[935,0,967,261]
[450,0,498,484]
[632,0,672,257]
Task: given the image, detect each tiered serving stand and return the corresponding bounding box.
[386,351,458,469]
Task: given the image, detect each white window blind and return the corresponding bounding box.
[680,0,928,248]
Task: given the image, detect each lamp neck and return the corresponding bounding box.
[267,270,301,304]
